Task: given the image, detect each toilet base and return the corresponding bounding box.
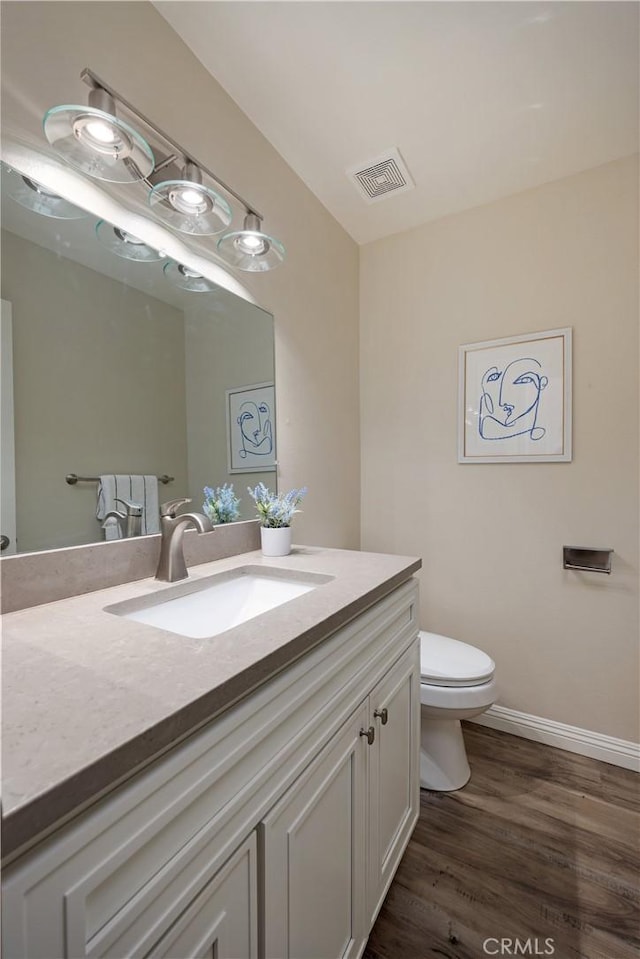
[420,718,471,791]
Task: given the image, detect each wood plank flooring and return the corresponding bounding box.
[364,723,639,959]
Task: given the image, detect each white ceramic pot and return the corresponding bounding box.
[260,526,292,557]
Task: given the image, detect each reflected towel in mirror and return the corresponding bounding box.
[96,475,160,540]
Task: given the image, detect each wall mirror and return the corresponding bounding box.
[0,139,276,555]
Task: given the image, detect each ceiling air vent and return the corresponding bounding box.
[348,147,414,204]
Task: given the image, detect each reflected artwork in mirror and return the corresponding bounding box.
[0,148,276,555]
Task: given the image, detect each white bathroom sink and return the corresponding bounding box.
[104,565,333,639]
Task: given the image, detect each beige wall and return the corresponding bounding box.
[1,229,188,552]
[361,156,639,742]
[184,299,276,522]
[0,0,361,548]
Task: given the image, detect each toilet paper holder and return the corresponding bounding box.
[563,546,613,574]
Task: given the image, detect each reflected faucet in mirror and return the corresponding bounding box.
[155,498,213,583]
[101,498,143,539]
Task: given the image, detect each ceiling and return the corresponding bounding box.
[155,1,639,245]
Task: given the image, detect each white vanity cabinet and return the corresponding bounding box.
[261,643,419,959]
[2,578,419,959]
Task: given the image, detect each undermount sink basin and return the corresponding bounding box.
[104,565,333,639]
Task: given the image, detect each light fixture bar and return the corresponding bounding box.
[80,68,262,219]
[153,154,180,175]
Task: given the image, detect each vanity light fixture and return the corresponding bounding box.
[3,166,88,220]
[163,259,219,293]
[95,220,165,262]
[148,161,232,236]
[43,86,155,184]
[43,68,286,271]
[217,212,285,273]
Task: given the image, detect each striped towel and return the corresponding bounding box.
[96,475,160,540]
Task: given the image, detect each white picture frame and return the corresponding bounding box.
[226,382,276,473]
[458,328,572,463]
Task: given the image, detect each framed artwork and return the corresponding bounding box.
[226,382,276,473]
[458,328,572,463]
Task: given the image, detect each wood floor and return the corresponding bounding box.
[364,723,639,959]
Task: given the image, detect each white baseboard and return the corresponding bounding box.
[469,705,640,772]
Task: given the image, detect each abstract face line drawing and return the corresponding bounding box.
[459,328,571,464]
[237,400,273,459]
[227,382,276,473]
[479,357,548,442]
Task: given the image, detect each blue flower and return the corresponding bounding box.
[247,483,307,528]
[202,483,241,524]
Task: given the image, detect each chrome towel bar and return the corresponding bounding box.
[66,473,174,486]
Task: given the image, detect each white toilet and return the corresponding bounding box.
[419,630,496,791]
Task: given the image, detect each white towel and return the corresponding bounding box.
[96,475,160,540]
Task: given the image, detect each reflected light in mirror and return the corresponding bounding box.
[164,259,220,292]
[96,219,165,262]
[4,165,88,220]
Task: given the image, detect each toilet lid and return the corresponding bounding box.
[420,631,495,687]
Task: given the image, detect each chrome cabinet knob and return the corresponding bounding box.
[374,707,388,725]
[360,726,375,745]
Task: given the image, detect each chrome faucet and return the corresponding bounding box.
[102,498,143,538]
[155,498,213,583]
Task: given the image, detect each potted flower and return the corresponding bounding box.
[202,484,241,525]
[247,482,307,556]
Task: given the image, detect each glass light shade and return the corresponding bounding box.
[217,228,285,272]
[6,171,88,220]
[148,179,232,236]
[43,104,154,183]
[163,260,219,293]
[96,220,165,262]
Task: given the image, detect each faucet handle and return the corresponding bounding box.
[115,498,143,517]
[160,497,192,518]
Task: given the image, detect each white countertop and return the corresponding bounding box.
[2,545,421,858]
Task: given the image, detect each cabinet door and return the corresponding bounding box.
[148,833,257,959]
[367,641,420,925]
[260,702,369,959]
